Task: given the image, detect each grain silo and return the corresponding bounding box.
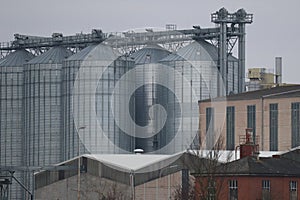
[23,46,72,167]
[62,43,135,158]
[0,50,34,200]
[160,39,239,150]
[130,44,173,153]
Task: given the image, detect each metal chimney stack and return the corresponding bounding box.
[275,57,282,84]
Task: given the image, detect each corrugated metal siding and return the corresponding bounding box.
[159,41,219,152]
[62,44,135,159]
[131,45,173,153]
[24,47,72,167]
[0,50,34,200]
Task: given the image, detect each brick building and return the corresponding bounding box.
[194,148,300,200]
[198,85,300,151]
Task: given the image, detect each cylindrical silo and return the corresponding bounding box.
[62,43,135,158]
[161,40,219,151]
[131,44,172,153]
[0,50,34,200]
[23,46,72,167]
[160,39,239,150]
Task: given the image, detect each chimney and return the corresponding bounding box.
[240,128,259,159]
[275,57,282,84]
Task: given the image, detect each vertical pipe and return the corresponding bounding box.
[238,23,246,93]
[219,22,227,96]
[261,97,264,151]
[168,174,170,199]
[275,57,282,84]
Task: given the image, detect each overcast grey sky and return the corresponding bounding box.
[1,0,299,83]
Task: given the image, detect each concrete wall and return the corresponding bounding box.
[35,173,131,200]
[35,170,185,200]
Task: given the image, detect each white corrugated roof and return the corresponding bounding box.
[84,151,183,173]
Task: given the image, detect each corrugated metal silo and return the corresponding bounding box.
[23,47,72,167]
[62,43,135,158]
[0,50,34,200]
[131,44,172,153]
[160,40,219,151]
[160,39,239,150]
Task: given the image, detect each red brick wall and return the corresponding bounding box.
[195,176,300,200]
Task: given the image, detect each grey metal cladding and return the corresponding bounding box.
[23,46,72,167]
[0,49,34,200]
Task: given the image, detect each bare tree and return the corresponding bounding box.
[80,175,129,200]
[173,134,233,200]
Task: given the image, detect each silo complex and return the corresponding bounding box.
[62,43,135,158]
[23,46,72,166]
[0,50,34,200]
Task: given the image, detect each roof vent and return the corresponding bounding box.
[134,149,144,154]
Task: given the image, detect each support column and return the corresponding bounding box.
[238,23,246,92]
[219,22,227,96]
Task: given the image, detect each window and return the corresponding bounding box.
[208,179,216,200]
[290,181,297,200]
[226,106,235,150]
[247,105,256,142]
[262,180,271,200]
[229,180,238,200]
[262,180,270,191]
[206,107,214,149]
[269,104,278,151]
[291,103,300,148]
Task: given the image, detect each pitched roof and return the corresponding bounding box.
[199,84,300,103]
[211,156,300,177]
[279,147,300,163]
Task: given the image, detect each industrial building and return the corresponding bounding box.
[198,85,300,152]
[246,57,284,91]
[34,152,193,200]
[0,8,253,199]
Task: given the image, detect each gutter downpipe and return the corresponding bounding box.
[261,96,264,151]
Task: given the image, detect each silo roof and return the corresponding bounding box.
[28,46,72,64]
[66,43,122,61]
[131,44,170,64]
[161,40,238,62]
[0,49,34,66]
[161,40,217,62]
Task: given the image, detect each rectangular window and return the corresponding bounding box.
[290,181,297,200]
[269,104,278,151]
[206,107,214,149]
[226,106,235,150]
[247,105,256,142]
[291,103,300,148]
[208,180,216,200]
[229,180,238,200]
[262,180,270,191]
[262,180,271,200]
